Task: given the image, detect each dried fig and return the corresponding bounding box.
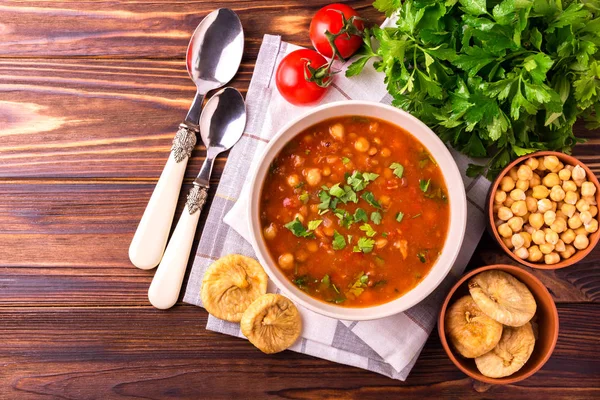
[475,322,536,378]
[469,270,537,327]
[201,254,268,322]
[241,293,302,354]
[445,295,503,358]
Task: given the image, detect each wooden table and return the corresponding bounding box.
[1,1,599,398]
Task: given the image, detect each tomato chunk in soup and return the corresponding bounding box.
[260,116,450,307]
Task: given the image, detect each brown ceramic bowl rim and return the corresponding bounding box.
[488,150,600,269]
[438,264,559,385]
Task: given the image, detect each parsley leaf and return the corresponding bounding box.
[342,157,351,164]
[419,179,431,193]
[389,162,405,178]
[396,212,404,222]
[299,192,309,204]
[354,208,368,222]
[353,237,376,253]
[284,218,314,238]
[371,211,383,225]
[332,231,347,250]
[359,223,377,237]
[307,220,322,231]
[361,191,382,209]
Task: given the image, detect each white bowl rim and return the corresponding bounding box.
[247,100,467,321]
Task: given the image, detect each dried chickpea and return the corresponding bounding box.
[532,185,550,199]
[576,198,590,212]
[550,186,566,202]
[368,147,378,156]
[529,213,545,230]
[516,179,530,191]
[575,226,589,236]
[503,237,514,249]
[532,229,546,245]
[572,165,586,182]
[380,147,391,157]
[561,203,577,218]
[536,157,548,171]
[306,168,322,187]
[511,233,525,250]
[574,234,590,250]
[354,137,370,152]
[568,214,583,229]
[539,242,555,254]
[263,223,277,240]
[544,156,560,171]
[561,229,576,244]
[500,176,516,192]
[514,247,530,260]
[525,196,538,213]
[555,162,565,173]
[564,191,579,205]
[545,230,559,245]
[558,168,571,181]
[287,174,300,187]
[504,197,515,207]
[517,165,533,181]
[543,173,560,188]
[583,195,597,205]
[544,210,556,226]
[510,189,526,201]
[560,245,576,259]
[522,211,531,222]
[537,199,553,213]
[507,216,524,232]
[580,210,593,225]
[329,123,345,140]
[525,224,536,235]
[493,204,501,214]
[581,182,597,197]
[555,239,566,252]
[589,205,598,217]
[497,223,513,238]
[495,190,507,204]
[525,157,539,170]
[528,245,543,262]
[509,167,519,181]
[565,164,574,171]
[306,241,319,252]
[511,201,527,217]
[550,218,567,234]
[520,231,532,248]
[551,201,558,212]
[278,253,295,270]
[530,173,542,187]
[585,219,598,233]
[556,210,567,220]
[562,180,577,192]
[497,206,513,221]
[544,252,561,265]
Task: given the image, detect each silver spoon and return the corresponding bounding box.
[148,87,246,310]
[129,9,244,270]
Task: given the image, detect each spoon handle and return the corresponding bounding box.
[129,125,197,270]
[148,185,207,309]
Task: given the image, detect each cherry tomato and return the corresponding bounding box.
[276,49,332,106]
[309,3,364,60]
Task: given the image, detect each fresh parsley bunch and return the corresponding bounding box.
[349,0,600,177]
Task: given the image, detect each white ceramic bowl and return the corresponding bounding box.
[247,101,467,321]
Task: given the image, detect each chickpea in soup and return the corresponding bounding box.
[260,116,450,307]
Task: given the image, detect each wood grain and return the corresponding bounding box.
[1,304,598,399]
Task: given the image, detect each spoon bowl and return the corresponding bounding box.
[199,87,247,150]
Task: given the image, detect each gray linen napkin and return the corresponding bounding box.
[183,33,490,380]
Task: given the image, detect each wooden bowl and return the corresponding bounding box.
[438,264,559,384]
[487,151,600,269]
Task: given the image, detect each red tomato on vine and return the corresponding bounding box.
[275,49,333,106]
[309,3,365,60]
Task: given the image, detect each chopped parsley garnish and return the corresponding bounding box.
[307,219,322,231]
[361,191,381,209]
[347,171,379,191]
[418,159,429,169]
[353,237,375,253]
[318,189,331,210]
[353,208,368,223]
[370,211,382,225]
[332,230,347,250]
[299,191,309,204]
[373,279,387,287]
[293,275,310,289]
[347,234,353,243]
[424,185,448,202]
[329,183,345,198]
[346,272,369,297]
[321,274,331,287]
[389,162,404,178]
[334,209,354,229]
[359,223,377,237]
[417,252,427,263]
[284,218,314,238]
[294,181,305,189]
[396,212,404,223]
[381,232,388,238]
[342,157,351,164]
[419,179,431,193]
[412,213,422,219]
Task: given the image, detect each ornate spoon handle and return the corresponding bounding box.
[148,185,208,309]
[129,125,197,270]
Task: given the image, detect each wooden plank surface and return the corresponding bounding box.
[1,0,599,398]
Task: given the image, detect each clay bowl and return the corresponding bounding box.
[487,151,600,269]
[438,264,559,384]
